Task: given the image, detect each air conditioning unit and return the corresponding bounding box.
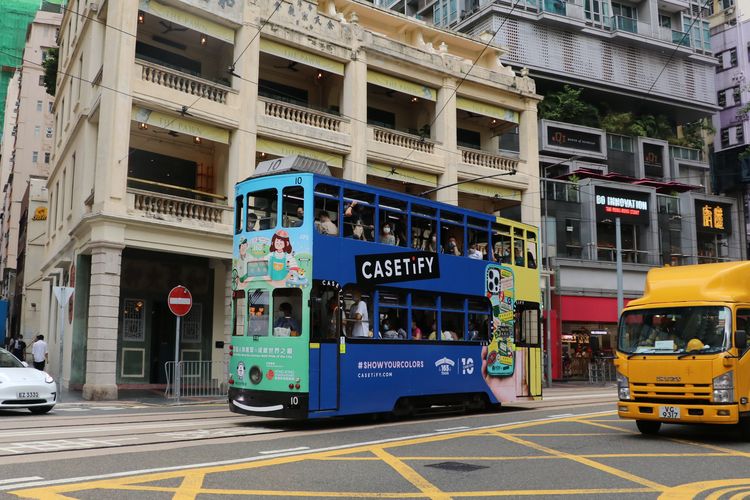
[89,1,99,12]
[725,6,735,15]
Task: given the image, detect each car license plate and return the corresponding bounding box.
[659,405,680,419]
[17,392,39,399]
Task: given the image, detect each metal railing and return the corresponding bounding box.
[165,360,228,403]
[588,357,616,383]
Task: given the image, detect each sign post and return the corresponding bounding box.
[52,286,74,402]
[167,285,192,399]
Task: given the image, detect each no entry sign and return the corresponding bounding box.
[168,285,193,317]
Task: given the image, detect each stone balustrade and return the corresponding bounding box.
[129,189,230,225]
[460,147,518,171]
[262,98,343,132]
[372,127,435,153]
[138,60,231,104]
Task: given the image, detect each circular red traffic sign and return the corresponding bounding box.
[168,285,192,317]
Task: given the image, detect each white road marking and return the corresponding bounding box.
[543,393,615,401]
[3,419,244,438]
[0,477,43,485]
[435,426,470,432]
[259,446,310,455]
[548,413,574,418]
[156,428,275,440]
[0,409,615,492]
[0,437,137,455]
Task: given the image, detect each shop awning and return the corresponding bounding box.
[456,97,519,124]
[132,107,230,144]
[256,138,343,168]
[138,0,235,44]
[367,70,437,101]
[367,163,437,186]
[260,39,344,76]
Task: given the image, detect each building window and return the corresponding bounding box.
[34,126,40,137]
[737,125,745,144]
[44,152,51,164]
[733,86,742,106]
[36,100,42,112]
[32,151,38,163]
[659,14,671,28]
[46,127,53,138]
[718,90,726,108]
[730,48,738,66]
[48,101,53,113]
[38,75,44,86]
[721,128,730,148]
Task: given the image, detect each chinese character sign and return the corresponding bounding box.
[696,201,731,235]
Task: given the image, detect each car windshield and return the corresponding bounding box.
[0,349,23,368]
[618,306,731,355]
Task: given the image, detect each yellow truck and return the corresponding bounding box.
[616,261,750,435]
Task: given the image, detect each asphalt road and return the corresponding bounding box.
[2,394,750,499]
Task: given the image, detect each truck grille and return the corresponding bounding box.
[632,382,711,402]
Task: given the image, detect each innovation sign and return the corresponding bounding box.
[355,251,439,285]
[595,187,650,224]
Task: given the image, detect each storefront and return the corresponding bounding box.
[594,186,652,264]
[695,199,732,263]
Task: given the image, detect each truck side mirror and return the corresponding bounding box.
[736,330,747,351]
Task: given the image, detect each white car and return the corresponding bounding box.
[0,347,56,414]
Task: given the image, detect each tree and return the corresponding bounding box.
[42,47,58,97]
[538,85,600,127]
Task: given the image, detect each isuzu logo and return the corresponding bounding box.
[656,376,681,382]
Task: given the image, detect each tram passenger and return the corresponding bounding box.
[347,289,370,338]
[426,232,441,253]
[411,320,423,340]
[273,302,300,336]
[315,211,338,236]
[446,236,461,256]
[380,223,396,245]
[468,244,483,259]
[293,207,304,227]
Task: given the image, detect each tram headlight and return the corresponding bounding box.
[249,365,263,385]
[617,372,630,400]
[712,371,734,403]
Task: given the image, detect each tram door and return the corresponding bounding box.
[309,283,340,411]
[516,301,543,398]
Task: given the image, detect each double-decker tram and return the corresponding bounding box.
[228,156,542,419]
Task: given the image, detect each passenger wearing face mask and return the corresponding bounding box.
[426,232,442,253]
[380,223,396,245]
[446,236,461,256]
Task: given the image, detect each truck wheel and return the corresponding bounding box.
[737,417,750,441]
[636,420,661,435]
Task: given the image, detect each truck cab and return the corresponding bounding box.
[615,262,750,435]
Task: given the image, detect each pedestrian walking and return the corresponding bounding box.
[31,335,48,371]
[10,334,26,361]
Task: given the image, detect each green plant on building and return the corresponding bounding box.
[538,85,600,128]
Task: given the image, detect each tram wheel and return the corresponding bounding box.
[635,420,661,435]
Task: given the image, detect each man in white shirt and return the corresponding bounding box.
[348,289,369,337]
[31,335,48,371]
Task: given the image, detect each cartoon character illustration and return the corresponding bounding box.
[268,230,293,285]
[233,237,250,289]
[286,267,308,288]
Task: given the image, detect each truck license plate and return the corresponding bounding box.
[659,405,680,419]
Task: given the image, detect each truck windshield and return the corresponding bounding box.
[618,306,731,355]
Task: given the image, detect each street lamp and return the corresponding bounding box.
[540,154,583,388]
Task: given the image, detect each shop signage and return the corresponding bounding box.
[355,251,439,285]
[547,126,601,152]
[695,200,731,234]
[595,187,650,223]
[643,143,664,178]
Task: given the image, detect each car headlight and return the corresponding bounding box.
[44,375,54,384]
[617,372,630,400]
[712,371,734,403]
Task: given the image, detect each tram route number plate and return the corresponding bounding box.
[659,405,680,419]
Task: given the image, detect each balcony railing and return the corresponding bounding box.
[670,145,704,162]
[542,0,566,15]
[610,15,637,33]
[459,147,518,171]
[262,98,344,132]
[138,60,231,104]
[128,188,231,225]
[372,127,435,153]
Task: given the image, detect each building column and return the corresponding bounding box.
[435,78,458,205]
[82,244,123,400]
[229,21,259,184]
[342,17,367,182]
[92,0,136,213]
[519,100,541,227]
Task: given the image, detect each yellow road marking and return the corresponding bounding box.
[173,472,206,500]
[659,479,750,499]
[575,419,638,433]
[509,433,613,436]
[492,430,667,492]
[371,448,449,500]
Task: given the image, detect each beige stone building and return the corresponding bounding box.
[45,0,541,399]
